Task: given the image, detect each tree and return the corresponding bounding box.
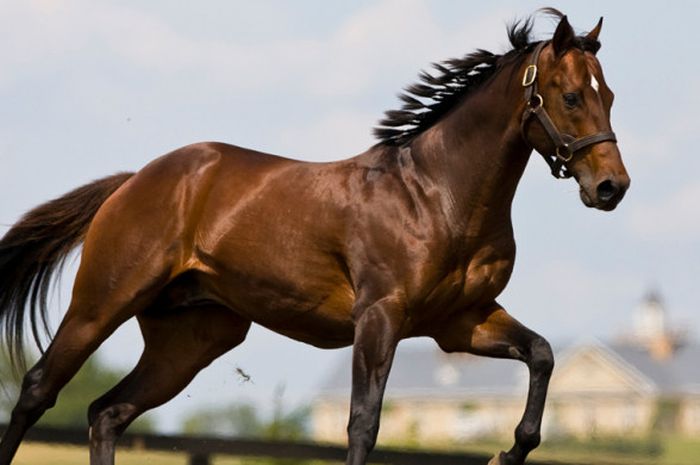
[182,385,311,465]
[0,351,153,432]
[182,384,310,440]
[182,403,263,437]
[0,350,20,420]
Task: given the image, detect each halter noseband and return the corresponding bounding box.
[521,41,617,179]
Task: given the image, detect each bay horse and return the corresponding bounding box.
[0,10,629,465]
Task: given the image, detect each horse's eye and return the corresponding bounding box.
[563,93,579,108]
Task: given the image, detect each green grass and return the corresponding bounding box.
[378,434,700,465]
[657,436,700,465]
[11,436,700,465]
[449,435,700,465]
[12,443,342,465]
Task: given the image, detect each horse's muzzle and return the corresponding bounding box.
[580,175,630,211]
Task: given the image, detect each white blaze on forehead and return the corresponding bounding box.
[591,75,600,94]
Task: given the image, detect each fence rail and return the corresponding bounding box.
[3,424,582,465]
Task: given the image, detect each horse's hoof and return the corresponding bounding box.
[487,451,507,465]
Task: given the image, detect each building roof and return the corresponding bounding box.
[318,346,528,400]
[611,343,700,394]
[317,341,700,400]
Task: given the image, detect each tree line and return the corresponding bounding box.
[0,352,309,438]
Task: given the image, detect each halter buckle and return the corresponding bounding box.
[522,65,537,87]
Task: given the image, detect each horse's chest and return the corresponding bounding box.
[461,251,514,302]
[424,243,515,313]
[406,245,513,336]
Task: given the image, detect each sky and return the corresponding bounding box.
[1,1,699,432]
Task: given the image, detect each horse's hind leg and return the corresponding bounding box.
[0,246,174,464]
[88,304,250,465]
[433,303,554,465]
[0,300,153,465]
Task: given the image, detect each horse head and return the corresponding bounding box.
[522,14,630,211]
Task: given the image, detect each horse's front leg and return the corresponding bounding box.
[433,302,554,465]
[345,294,404,465]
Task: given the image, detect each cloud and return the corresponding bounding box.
[502,258,641,340]
[304,0,508,97]
[276,110,378,161]
[612,87,700,243]
[626,181,700,242]
[616,117,697,182]
[0,0,512,98]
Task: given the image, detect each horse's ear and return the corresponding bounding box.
[552,15,575,57]
[586,17,603,42]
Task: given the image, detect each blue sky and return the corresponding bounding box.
[1,1,699,431]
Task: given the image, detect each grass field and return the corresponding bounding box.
[11,443,344,465]
[11,436,700,465]
[450,435,700,465]
[12,443,187,465]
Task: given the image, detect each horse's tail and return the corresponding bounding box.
[0,172,134,371]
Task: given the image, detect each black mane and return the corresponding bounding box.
[374,9,601,146]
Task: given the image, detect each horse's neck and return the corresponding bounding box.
[410,75,532,236]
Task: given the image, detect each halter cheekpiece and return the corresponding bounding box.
[521,41,617,178]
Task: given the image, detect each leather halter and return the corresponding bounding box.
[520,41,617,179]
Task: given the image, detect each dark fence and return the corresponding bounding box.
[3,424,582,465]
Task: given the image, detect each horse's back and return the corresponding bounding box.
[83,142,287,257]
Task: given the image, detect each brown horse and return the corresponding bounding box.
[0,10,629,465]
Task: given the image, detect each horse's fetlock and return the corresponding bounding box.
[347,415,379,449]
[515,422,541,450]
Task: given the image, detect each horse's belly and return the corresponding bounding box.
[262,308,356,348]
[210,267,357,348]
[243,299,356,349]
[251,289,354,348]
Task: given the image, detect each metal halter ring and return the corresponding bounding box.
[528,93,543,109]
[556,144,573,162]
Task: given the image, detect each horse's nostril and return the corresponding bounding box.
[596,180,618,202]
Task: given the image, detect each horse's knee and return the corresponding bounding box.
[89,403,137,443]
[529,337,554,375]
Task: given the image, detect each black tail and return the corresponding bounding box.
[0,172,134,371]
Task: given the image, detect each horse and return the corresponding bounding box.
[0,9,629,465]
